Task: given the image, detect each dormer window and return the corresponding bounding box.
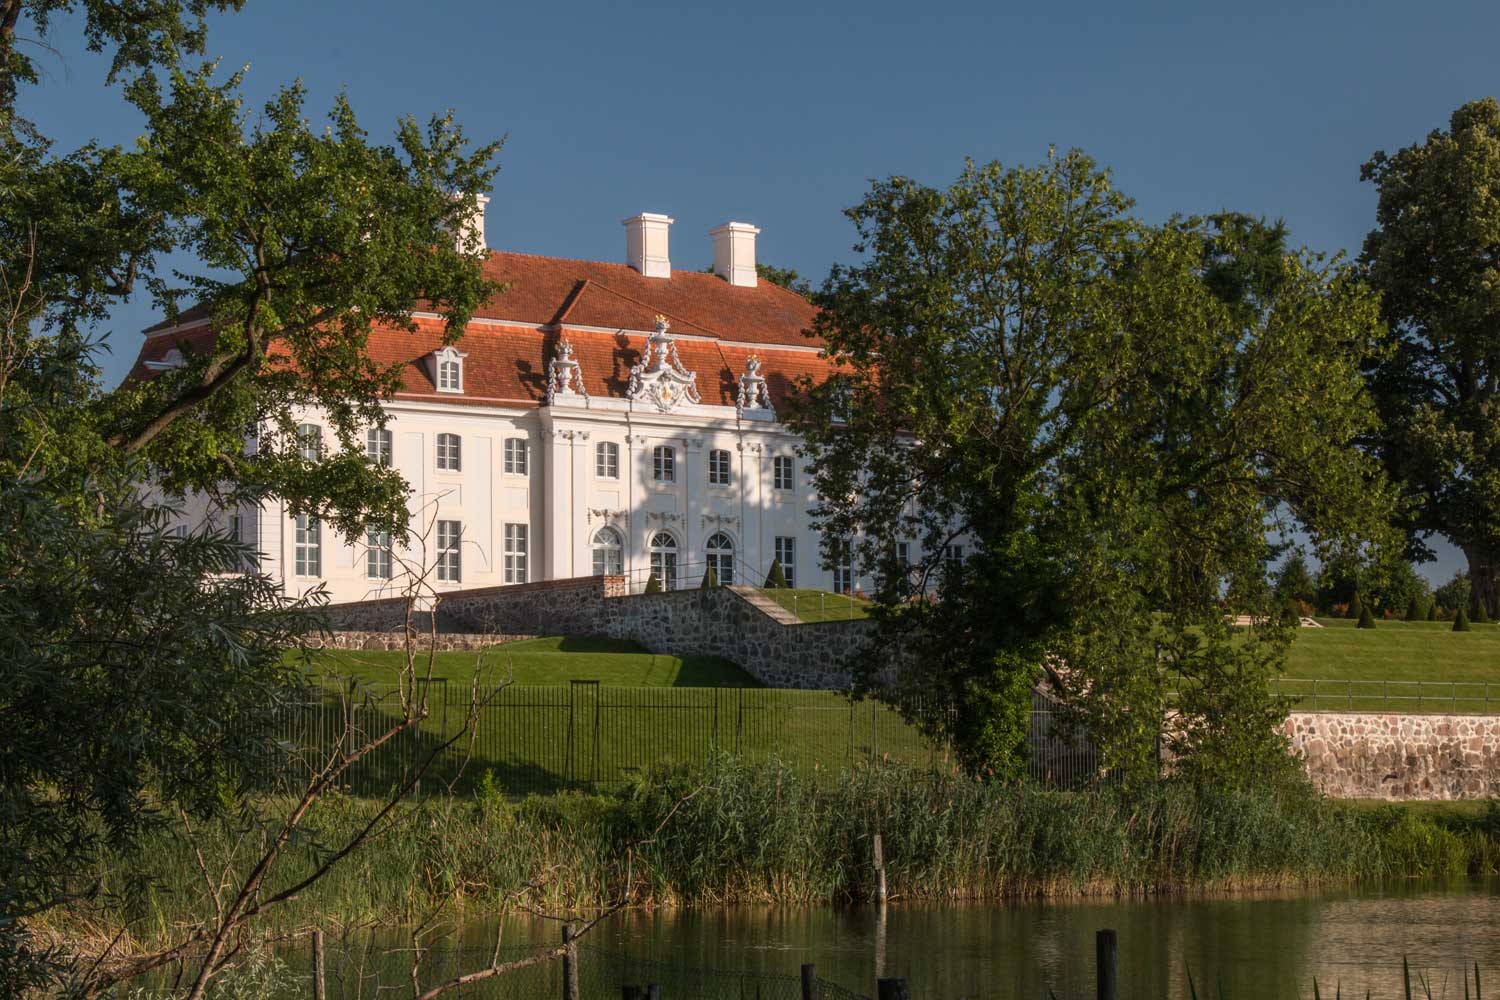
[432,346,466,394]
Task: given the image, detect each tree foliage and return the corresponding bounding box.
[1273,550,1317,607]
[795,153,1391,783]
[1361,98,1500,620]
[0,1,501,988]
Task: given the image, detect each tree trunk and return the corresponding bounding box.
[1464,548,1500,619]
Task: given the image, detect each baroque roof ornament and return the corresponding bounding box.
[546,338,589,403]
[627,315,701,412]
[736,354,773,417]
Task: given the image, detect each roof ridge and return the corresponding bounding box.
[571,280,718,337]
[551,279,590,326]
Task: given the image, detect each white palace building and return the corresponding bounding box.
[130,202,855,604]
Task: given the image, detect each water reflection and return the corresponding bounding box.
[293,878,1500,999]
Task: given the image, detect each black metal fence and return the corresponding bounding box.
[1272,677,1500,714]
[262,684,1103,797]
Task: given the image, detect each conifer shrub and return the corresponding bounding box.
[1454,607,1472,632]
[1427,604,1438,622]
[701,567,719,589]
[1473,598,1491,624]
[1357,603,1376,629]
[1348,592,1364,620]
[644,573,662,594]
[1405,597,1424,621]
[764,559,789,589]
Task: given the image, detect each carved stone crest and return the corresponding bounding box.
[627,316,701,413]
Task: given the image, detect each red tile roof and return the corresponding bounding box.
[130,250,838,411]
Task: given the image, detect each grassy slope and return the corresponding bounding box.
[759,587,872,622]
[310,636,761,687]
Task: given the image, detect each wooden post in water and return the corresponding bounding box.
[311,929,325,1000]
[1096,929,1118,1000]
[562,925,579,1000]
[877,977,909,1000]
[801,963,818,1000]
[873,833,887,904]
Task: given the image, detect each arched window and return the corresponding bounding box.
[592,526,623,577]
[433,346,465,393]
[649,531,678,591]
[704,532,734,585]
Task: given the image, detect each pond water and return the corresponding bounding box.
[288,878,1500,999]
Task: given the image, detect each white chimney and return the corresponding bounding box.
[710,221,760,287]
[454,193,490,253]
[622,212,674,278]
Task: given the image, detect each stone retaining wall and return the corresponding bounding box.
[1284,712,1500,800]
[324,576,872,689]
[316,631,536,652]
[595,586,874,688]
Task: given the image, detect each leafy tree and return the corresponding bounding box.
[1357,602,1376,629]
[1273,550,1317,607]
[0,0,499,989]
[1454,606,1472,632]
[1361,98,1500,621]
[764,559,789,589]
[1435,571,1471,615]
[700,566,719,588]
[794,153,1390,783]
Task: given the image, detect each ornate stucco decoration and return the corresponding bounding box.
[546,339,589,403]
[645,511,685,527]
[736,355,773,417]
[627,315,701,412]
[588,508,630,527]
[701,513,740,532]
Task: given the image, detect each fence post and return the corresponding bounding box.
[312,929,325,1000]
[877,978,909,1000]
[801,963,817,1000]
[562,925,579,1000]
[1096,929,1118,1000]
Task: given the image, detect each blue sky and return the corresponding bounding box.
[19,0,1500,582]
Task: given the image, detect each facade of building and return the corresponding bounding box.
[130,204,853,604]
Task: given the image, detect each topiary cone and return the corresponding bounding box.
[1349,591,1364,620]
[1473,597,1491,624]
[1454,607,1471,632]
[644,572,662,594]
[1357,603,1376,629]
[1405,597,1424,621]
[764,559,788,589]
[701,566,719,589]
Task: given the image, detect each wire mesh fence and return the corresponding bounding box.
[258,684,1104,797]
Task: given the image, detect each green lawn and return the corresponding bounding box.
[760,587,872,623]
[308,635,760,687]
[1281,617,1500,712]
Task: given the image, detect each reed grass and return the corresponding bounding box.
[46,757,1500,956]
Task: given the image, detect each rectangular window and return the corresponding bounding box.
[774,536,797,588]
[596,441,619,479]
[294,514,321,577]
[944,544,965,578]
[503,522,528,584]
[366,526,393,580]
[436,520,462,582]
[229,513,257,571]
[652,445,675,483]
[773,455,795,491]
[365,427,392,466]
[296,423,323,461]
[708,448,731,486]
[504,437,528,475]
[832,538,853,594]
[436,432,462,472]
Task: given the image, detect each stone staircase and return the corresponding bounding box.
[727,585,803,625]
